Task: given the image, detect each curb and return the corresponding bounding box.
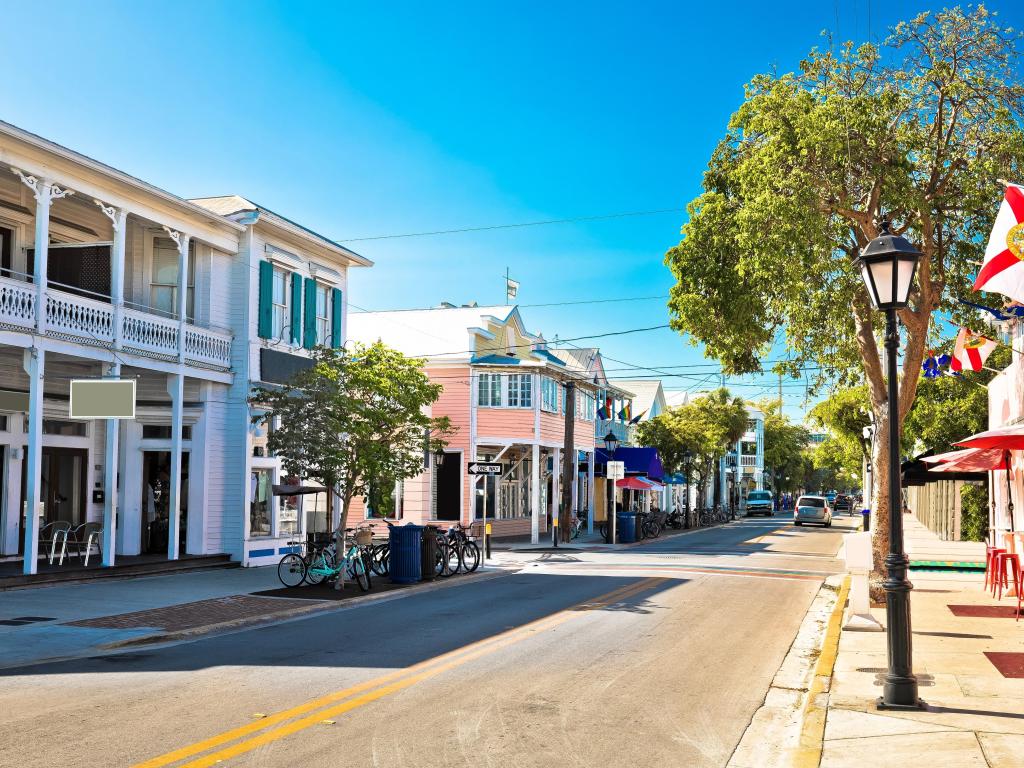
[726,572,849,768]
[0,566,514,670]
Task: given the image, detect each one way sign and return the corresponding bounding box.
[468,462,503,475]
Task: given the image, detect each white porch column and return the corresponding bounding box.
[102,361,121,567]
[12,169,74,334]
[587,451,596,533]
[571,449,579,515]
[530,444,541,544]
[162,227,190,362]
[22,348,44,575]
[551,447,561,539]
[167,373,184,560]
[96,202,127,347]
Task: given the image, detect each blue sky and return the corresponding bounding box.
[3,0,1019,419]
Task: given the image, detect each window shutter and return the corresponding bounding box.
[303,278,317,349]
[331,287,343,348]
[290,272,303,345]
[257,261,274,339]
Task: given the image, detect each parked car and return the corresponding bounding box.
[825,490,838,505]
[745,490,775,517]
[833,494,853,515]
[794,495,832,527]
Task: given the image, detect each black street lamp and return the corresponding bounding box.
[683,449,693,529]
[854,219,923,711]
[604,429,619,544]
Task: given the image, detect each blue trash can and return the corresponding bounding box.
[617,512,637,544]
[389,523,423,584]
[860,509,871,532]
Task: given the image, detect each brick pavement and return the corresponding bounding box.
[65,594,312,632]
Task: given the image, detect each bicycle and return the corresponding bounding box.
[443,523,480,574]
[279,528,371,590]
[570,514,586,539]
[277,533,335,588]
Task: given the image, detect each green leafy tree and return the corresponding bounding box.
[636,388,748,508]
[250,342,453,587]
[758,400,811,496]
[665,7,1024,571]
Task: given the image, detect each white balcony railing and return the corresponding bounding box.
[0,275,232,370]
[740,455,757,467]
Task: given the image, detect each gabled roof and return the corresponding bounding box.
[189,195,372,267]
[614,379,666,420]
[347,305,524,362]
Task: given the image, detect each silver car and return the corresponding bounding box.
[794,495,832,527]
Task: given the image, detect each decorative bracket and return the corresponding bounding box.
[94,199,124,231]
[161,225,188,253]
[11,167,74,206]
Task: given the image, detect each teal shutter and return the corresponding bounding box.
[303,278,317,349]
[290,273,303,344]
[257,261,273,339]
[331,287,343,348]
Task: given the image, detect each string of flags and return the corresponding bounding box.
[922,181,1024,381]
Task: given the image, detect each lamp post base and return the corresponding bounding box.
[876,696,927,712]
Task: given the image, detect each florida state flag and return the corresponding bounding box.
[973,183,1024,300]
[949,328,997,373]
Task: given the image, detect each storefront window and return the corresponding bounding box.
[250,469,272,537]
[364,480,402,519]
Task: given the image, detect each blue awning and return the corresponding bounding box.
[594,447,664,481]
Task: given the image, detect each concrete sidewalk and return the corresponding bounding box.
[817,521,1021,767]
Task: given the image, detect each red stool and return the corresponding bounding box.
[995,552,1021,601]
[986,546,1005,593]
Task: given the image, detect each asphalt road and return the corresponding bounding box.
[0,512,857,768]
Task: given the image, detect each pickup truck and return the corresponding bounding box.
[745,490,775,517]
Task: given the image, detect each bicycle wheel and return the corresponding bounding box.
[277,554,306,588]
[348,556,370,591]
[446,540,462,575]
[305,549,335,585]
[460,540,481,573]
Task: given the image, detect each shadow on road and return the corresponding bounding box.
[0,572,684,678]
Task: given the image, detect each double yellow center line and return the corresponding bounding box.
[133,576,665,768]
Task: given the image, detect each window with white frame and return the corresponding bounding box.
[271,267,290,341]
[150,236,195,320]
[478,373,502,406]
[249,468,273,538]
[541,377,559,412]
[507,374,533,408]
[315,283,330,343]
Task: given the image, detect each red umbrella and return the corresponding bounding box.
[921,448,979,465]
[929,448,1008,473]
[954,425,1024,450]
[953,429,1019,534]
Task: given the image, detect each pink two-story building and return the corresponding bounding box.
[348,303,604,542]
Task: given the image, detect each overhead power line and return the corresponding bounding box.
[334,207,686,243]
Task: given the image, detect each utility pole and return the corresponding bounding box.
[560,380,576,543]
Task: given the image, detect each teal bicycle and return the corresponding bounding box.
[277,528,371,591]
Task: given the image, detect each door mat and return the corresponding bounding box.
[985,652,1024,678]
[911,560,985,571]
[252,579,412,601]
[948,604,1021,618]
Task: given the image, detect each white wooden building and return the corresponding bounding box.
[0,122,369,575]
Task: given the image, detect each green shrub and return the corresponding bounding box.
[960,483,988,542]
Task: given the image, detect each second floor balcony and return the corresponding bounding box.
[0,273,232,370]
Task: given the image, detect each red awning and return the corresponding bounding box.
[955,425,1024,451]
[616,477,652,490]
[929,448,1008,473]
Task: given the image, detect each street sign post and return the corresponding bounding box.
[607,461,625,544]
[470,462,503,563]
[468,462,502,475]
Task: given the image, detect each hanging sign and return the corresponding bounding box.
[69,379,136,419]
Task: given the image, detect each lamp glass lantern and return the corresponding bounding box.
[854,222,921,311]
[603,430,619,455]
